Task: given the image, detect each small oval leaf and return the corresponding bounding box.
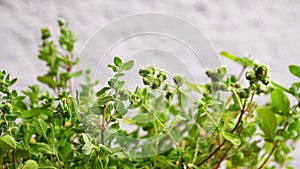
[221,131,241,146]
[114,56,122,67]
[99,144,112,154]
[289,64,300,78]
[121,60,134,70]
[257,107,277,143]
[0,135,17,150]
[23,159,38,169]
[271,88,290,114]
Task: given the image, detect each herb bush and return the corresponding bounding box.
[1,19,300,169]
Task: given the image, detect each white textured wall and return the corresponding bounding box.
[1,0,300,167]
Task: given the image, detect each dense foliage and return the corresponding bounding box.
[1,19,300,169]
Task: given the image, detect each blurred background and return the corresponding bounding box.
[0,0,300,167]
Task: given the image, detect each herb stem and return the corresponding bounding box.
[101,105,107,145]
[258,121,289,169]
[163,81,196,102]
[258,143,277,169]
[197,94,247,167]
[232,89,243,110]
[192,135,199,164]
[225,66,247,106]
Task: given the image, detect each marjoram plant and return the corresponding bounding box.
[1,19,300,169]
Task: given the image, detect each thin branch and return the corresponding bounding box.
[225,66,247,106]
[67,51,75,96]
[258,122,289,169]
[214,94,256,168]
[258,143,277,169]
[101,105,107,145]
[13,151,16,169]
[197,95,248,166]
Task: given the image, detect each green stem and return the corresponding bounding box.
[232,89,243,110]
[179,89,196,103]
[163,81,196,103]
[202,107,218,126]
[1,111,16,169]
[258,121,289,169]
[197,92,249,167]
[101,105,107,145]
[192,134,199,164]
[258,143,277,169]
[49,123,62,168]
[225,66,247,106]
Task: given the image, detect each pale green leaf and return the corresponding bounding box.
[257,107,277,143]
[0,135,17,150]
[271,88,290,114]
[221,131,241,145]
[121,60,134,70]
[23,160,38,169]
[289,64,300,78]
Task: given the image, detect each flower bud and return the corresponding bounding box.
[245,70,256,82]
[173,74,184,87]
[58,18,66,27]
[157,71,167,81]
[41,28,51,40]
[230,75,238,83]
[3,103,12,114]
[151,78,161,89]
[261,76,270,85]
[139,68,150,77]
[255,65,268,80]
[238,88,250,99]
[256,83,266,94]
[166,88,174,100]
[217,66,227,77]
[142,77,151,85]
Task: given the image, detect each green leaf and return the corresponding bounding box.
[70,70,83,78]
[96,87,111,97]
[30,142,54,155]
[92,156,103,169]
[173,74,185,87]
[0,135,17,150]
[82,142,94,155]
[257,107,278,143]
[38,167,57,169]
[271,88,290,114]
[107,167,117,169]
[121,60,134,70]
[19,109,41,118]
[81,133,91,143]
[108,64,118,72]
[9,78,17,86]
[221,51,253,67]
[152,156,176,167]
[221,51,237,60]
[114,56,122,67]
[221,131,241,145]
[37,75,60,88]
[185,81,200,92]
[271,81,291,94]
[110,122,120,130]
[23,160,38,169]
[97,96,114,105]
[34,119,48,136]
[289,64,300,78]
[114,73,125,78]
[264,141,274,153]
[99,144,112,154]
